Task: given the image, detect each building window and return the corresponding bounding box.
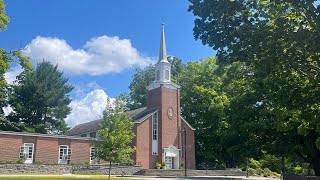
[80,134,87,137]
[90,147,98,164]
[152,112,158,155]
[152,113,158,140]
[165,69,169,80]
[90,132,96,138]
[59,145,71,164]
[156,70,160,80]
[19,143,34,164]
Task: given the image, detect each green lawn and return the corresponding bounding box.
[0,175,137,180]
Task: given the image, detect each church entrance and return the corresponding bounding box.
[163,145,180,169]
[165,156,173,169]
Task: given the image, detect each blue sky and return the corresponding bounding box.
[1,0,215,126]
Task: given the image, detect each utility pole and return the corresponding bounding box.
[183,127,187,177]
[246,157,249,178]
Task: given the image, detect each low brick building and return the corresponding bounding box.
[0,131,91,164]
[0,24,196,169]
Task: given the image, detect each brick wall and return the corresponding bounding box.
[145,85,196,170]
[160,86,180,149]
[135,116,159,169]
[0,134,22,161]
[0,133,91,165]
[71,140,90,163]
[181,120,196,169]
[36,137,59,164]
[147,88,161,109]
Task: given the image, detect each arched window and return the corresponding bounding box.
[165,69,169,80]
[156,70,160,80]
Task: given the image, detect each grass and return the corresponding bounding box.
[0,175,137,180]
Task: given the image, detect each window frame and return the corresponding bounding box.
[152,113,158,141]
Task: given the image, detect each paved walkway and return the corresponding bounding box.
[124,175,277,180]
[0,174,278,180]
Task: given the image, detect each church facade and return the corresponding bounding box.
[0,25,195,169]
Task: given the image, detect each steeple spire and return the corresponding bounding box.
[146,23,180,91]
[159,23,168,63]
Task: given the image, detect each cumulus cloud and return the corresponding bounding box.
[4,66,23,84]
[22,36,154,75]
[73,81,102,99]
[65,89,114,127]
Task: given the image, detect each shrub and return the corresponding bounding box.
[161,162,166,169]
[156,162,161,169]
[34,160,44,164]
[260,155,282,173]
[249,158,261,169]
[262,168,272,177]
[246,157,281,177]
[15,159,23,164]
[293,166,304,174]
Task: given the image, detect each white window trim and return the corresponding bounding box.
[58,145,71,164]
[90,147,98,165]
[152,112,158,155]
[20,143,34,164]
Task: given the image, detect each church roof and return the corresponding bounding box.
[65,107,157,136]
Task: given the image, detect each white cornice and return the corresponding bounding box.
[147,82,180,91]
[180,117,196,131]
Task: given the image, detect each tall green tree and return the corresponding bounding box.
[129,57,185,109]
[177,57,233,168]
[94,97,135,180]
[7,61,73,134]
[189,0,320,175]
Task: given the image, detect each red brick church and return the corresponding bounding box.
[0,24,196,169]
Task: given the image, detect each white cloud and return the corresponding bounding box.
[23,36,154,75]
[73,81,102,99]
[4,66,23,84]
[65,89,114,127]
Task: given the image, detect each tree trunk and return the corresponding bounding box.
[108,161,112,180]
[312,157,320,176]
[281,155,285,175]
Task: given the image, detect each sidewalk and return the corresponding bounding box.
[122,175,278,180]
[0,174,279,180]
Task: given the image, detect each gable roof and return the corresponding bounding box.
[180,116,196,131]
[65,107,156,136]
[132,107,158,123]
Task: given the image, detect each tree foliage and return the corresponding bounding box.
[94,97,135,180]
[0,0,9,31]
[177,57,230,168]
[189,0,320,175]
[6,61,73,134]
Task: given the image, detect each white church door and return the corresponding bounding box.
[165,156,173,169]
[164,145,180,169]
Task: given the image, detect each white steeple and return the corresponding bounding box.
[159,23,168,63]
[147,23,180,91]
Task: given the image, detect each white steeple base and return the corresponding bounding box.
[147,81,180,91]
